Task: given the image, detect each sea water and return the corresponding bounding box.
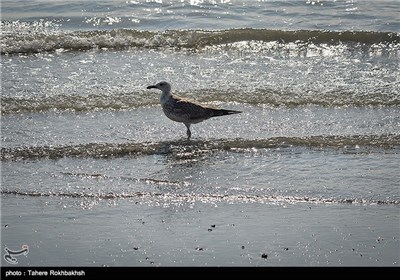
[1,0,399,266]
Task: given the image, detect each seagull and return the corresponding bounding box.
[147,81,241,139]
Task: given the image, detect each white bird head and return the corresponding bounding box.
[147,81,171,93]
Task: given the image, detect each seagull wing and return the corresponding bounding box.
[168,96,214,121]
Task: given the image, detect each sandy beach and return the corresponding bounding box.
[2,193,398,267]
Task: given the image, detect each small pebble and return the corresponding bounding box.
[261,253,268,259]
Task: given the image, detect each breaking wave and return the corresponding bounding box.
[2,135,399,161]
[1,188,398,206]
[2,88,399,115]
[1,22,399,55]
[0,93,154,114]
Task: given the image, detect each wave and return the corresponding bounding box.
[59,171,192,187]
[1,189,398,206]
[2,135,399,161]
[2,88,399,115]
[1,22,399,55]
[0,93,155,114]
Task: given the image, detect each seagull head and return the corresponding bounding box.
[147,81,171,93]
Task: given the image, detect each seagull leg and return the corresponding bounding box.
[185,123,191,139]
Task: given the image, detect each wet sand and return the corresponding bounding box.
[1,195,398,267]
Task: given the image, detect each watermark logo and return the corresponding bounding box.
[4,245,29,265]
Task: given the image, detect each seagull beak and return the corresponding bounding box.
[147,85,157,89]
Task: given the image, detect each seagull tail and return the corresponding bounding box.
[212,109,242,117]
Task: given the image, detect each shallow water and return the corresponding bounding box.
[2,142,400,206]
